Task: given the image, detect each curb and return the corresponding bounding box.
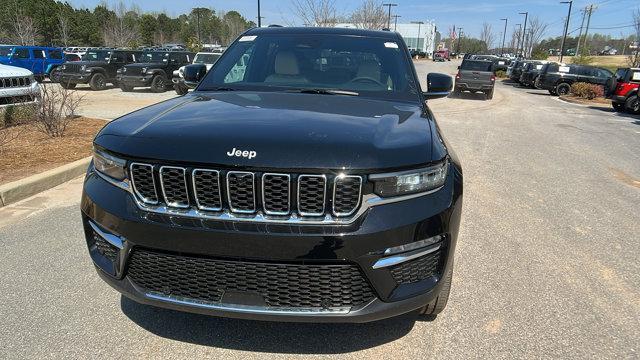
[0,156,90,208]
[559,96,611,110]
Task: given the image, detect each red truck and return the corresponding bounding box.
[433,49,451,62]
[607,67,640,114]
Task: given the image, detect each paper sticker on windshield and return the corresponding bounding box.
[633,72,640,81]
[384,42,399,48]
[498,61,505,65]
[239,35,257,42]
[536,65,543,70]
[559,66,570,73]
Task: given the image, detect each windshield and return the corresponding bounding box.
[0,46,12,57]
[140,52,169,62]
[197,34,419,101]
[194,53,221,64]
[82,50,111,61]
[461,60,493,72]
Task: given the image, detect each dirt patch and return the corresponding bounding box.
[0,118,106,185]
[611,168,640,189]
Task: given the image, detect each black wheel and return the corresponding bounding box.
[89,73,107,91]
[150,75,168,93]
[120,83,134,92]
[174,84,189,95]
[485,89,494,100]
[612,102,625,112]
[49,68,61,83]
[556,82,571,96]
[59,81,76,89]
[625,95,640,114]
[417,263,453,317]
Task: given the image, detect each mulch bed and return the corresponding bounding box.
[560,95,611,106]
[0,117,107,185]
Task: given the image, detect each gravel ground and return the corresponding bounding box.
[0,60,638,359]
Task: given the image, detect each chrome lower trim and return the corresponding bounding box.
[145,291,352,315]
[88,220,124,249]
[372,243,442,269]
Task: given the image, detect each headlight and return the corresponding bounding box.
[370,159,448,197]
[93,149,126,181]
[141,67,148,74]
[61,64,66,70]
[81,65,87,71]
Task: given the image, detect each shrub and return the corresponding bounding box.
[570,82,604,100]
[33,84,84,137]
[495,70,507,79]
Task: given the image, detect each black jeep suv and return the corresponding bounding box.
[117,51,194,92]
[536,63,612,96]
[58,49,141,90]
[81,27,463,323]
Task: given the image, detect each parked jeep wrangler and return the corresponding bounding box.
[536,63,612,96]
[57,49,141,90]
[0,46,65,82]
[607,67,639,114]
[117,51,194,93]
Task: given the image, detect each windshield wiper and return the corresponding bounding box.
[285,88,359,96]
[206,86,237,91]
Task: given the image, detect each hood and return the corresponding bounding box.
[95,91,435,171]
[0,64,33,77]
[126,62,166,68]
[71,60,109,67]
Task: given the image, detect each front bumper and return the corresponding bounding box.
[0,82,40,108]
[81,162,463,323]
[59,72,91,84]
[117,74,154,88]
[610,95,627,104]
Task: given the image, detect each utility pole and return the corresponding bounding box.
[500,18,508,56]
[582,4,595,55]
[456,28,463,55]
[575,7,587,55]
[559,1,573,63]
[392,15,401,31]
[519,12,528,58]
[383,3,397,29]
[257,0,261,27]
[515,23,522,55]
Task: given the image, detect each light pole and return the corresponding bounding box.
[411,21,424,53]
[392,15,401,31]
[519,12,528,58]
[257,0,261,27]
[383,3,397,29]
[559,1,573,62]
[500,18,508,56]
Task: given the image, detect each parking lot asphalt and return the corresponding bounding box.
[1,60,639,359]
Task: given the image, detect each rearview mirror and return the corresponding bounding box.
[423,73,453,100]
[183,64,207,89]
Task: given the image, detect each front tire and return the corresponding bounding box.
[150,75,168,93]
[556,82,571,96]
[612,102,625,112]
[417,263,453,317]
[625,95,640,114]
[89,73,107,91]
[120,83,134,92]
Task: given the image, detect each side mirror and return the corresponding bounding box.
[183,64,207,89]
[423,73,453,100]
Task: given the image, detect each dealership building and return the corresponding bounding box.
[335,21,438,56]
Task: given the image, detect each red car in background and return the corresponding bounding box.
[433,49,450,62]
[608,67,639,114]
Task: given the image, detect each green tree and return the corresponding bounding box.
[139,14,158,46]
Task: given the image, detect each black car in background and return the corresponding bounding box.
[81,26,462,323]
[117,51,194,92]
[57,49,141,90]
[509,60,527,82]
[536,63,613,96]
[519,61,548,88]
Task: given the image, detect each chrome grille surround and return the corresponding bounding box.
[226,171,256,214]
[129,163,158,205]
[191,169,222,211]
[332,175,363,217]
[297,175,327,216]
[261,173,291,215]
[159,166,189,208]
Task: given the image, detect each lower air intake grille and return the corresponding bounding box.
[390,250,443,284]
[127,248,376,309]
[92,231,118,261]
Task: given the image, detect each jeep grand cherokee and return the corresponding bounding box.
[81,27,463,323]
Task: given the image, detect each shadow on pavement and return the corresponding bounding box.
[120,296,420,353]
[449,92,488,101]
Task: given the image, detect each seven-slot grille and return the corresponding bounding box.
[128,163,363,218]
[0,77,31,88]
[62,63,82,74]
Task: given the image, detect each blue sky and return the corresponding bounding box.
[67,0,639,39]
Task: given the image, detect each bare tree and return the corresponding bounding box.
[479,22,496,51]
[523,17,548,58]
[103,1,139,48]
[58,14,70,47]
[508,26,521,54]
[291,0,338,27]
[13,6,37,46]
[350,0,386,30]
[630,8,640,67]
[33,85,84,138]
